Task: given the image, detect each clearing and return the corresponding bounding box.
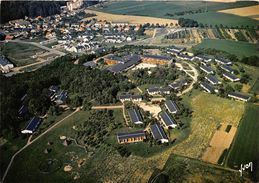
[219,5,259,20]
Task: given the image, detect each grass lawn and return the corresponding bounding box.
[251,77,259,94]
[226,104,259,173]
[0,42,43,66]
[179,11,258,28]
[194,39,259,59]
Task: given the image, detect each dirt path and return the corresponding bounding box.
[1,107,81,183]
[91,105,123,110]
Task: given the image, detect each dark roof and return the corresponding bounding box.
[165,100,179,113]
[167,46,185,52]
[128,108,142,124]
[228,91,251,100]
[147,86,160,93]
[105,54,123,61]
[223,72,239,80]
[200,65,213,73]
[24,117,41,132]
[206,75,219,84]
[200,82,215,93]
[160,111,177,126]
[216,57,232,64]
[220,65,235,73]
[179,54,193,60]
[18,105,28,115]
[0,55,12,66]
[196,55,211,61]
[143,54,172,61]
[119,95,131,100]
[117,130,145,141]
[131,95,142,100]
[150,123,168,140]
[49,85,59,93]
[107,55,140,73]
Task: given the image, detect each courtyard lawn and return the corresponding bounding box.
[194,39,259,58]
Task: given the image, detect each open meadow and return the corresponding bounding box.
[194,39,259,58]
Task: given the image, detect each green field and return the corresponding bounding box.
[194,39,259,58]
[251,78,259,94]
[0,42,43,66]
[226,104,259,173]
[151,154,250,183]
[97,1,258,27]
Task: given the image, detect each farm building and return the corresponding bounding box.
[223,72,240,82]
[159,111,177,129]
[168,79,188,90]
[220,65,235,74]
[118,94,142,102]
[205,75,221,85]
[166,46,185,55]
[0,55,14,73]
[150,123,168,143]
[215,58,232,65]
[228,91,251,102]
[117,130,146,144]
[195,55,212,63]
[147,86,170,95]
[21,117,41,134]
[141,55,172,65]
[200,82,218,93]
[165,100,179,114]
[200,65,214,74]
[128,108,143,125]
[107,55,141,74]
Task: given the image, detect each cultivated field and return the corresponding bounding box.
[226,104,259,172]
[194,39,259,58]
[84,9,178,26]
[219,5,259,20]
[202,123,237,164]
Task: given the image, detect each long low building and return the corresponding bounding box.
[0,55,14,73]
[147,86,171,95]
[200,65,214,74]
[118,94,142,102]
[21,117,41,134]
[200,82,218,93]
[128,108,143,125]
[215,58,232,65]
[228,91,251,102]
[150,123,169,143]
[169,79,188,90]
[223,72,240,82]
[166,46,185,55]
[141,55,172,65]
[159,111,177,129]
[165,100,179,114]
[220,65,235,74]
[117,130,146,144]
[104,54,124,65]
[205,75,221,85]
[195,55,212,63]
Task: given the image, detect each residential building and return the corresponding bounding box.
[177,54,194,61]
[165,100,179,114]
[0,55,14,73]
[228,91,251,102]
[200,82,218,93]
[150,123,169,143]
[195,55,212,63]
[147,86,170,95]
[215,58,232,65]
[166,46,185,55]
[200,65,214,74]
[223,72,240,82]
[159,111,177,129]
[117,130,146,144]
[21,117,41,134]
[168,79,188,90]
[141,55,172,65]
[205,75,221,85]
[220,65,235,74]
[128,108,143,125]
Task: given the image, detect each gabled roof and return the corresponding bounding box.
[195,55,212,61]
[223,72,239,81]
[169,79,188,90]
[128,108,142,124]
[150,123,168,141]
[205,75,220,85]
[117,130,145,141]
[220,65,235,73]
[83,61,96,68]
[200,82,215,93]
[215,57,232,65]
[0,55,12,66]
[228,91,251,101]
[160,111,177,126]
[107,55,140,73]
[200,65,214,73]
[165,100,179,113]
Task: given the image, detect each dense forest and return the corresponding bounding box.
[0,55,133,139]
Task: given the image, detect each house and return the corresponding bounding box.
[195,55,212,63]
[205,75,221,85]
[150,123,169,143]
[147,86,170,95]
[49,85,59,93]
[200,82,218,93]
[118,95,132,102]
[220,65,235,74]
[141,55,172,65]
[159,111,177,129]
[168,79,188,90]
[200,65,214,74]
[166,46,185,55]
[21,117,41,134]
[107,55,141,74]
[131,95,143,102]
[128,108,143,125]
[215,58,232,65]
[165,100,179,114]
[177,54,194,61]
[117,130,146,144]
[223,72,240,82]
[0,55,14,73]
[228,91,251,102]
[55,90,68,104]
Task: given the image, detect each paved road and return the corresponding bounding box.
[1,107,80,183]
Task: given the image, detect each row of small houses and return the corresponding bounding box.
[117,99,179,144]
